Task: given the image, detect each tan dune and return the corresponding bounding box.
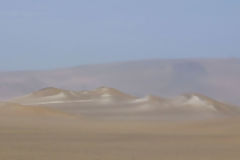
[12,86,136,104]
[9,87,240,121]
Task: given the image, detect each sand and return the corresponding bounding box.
[0,114,240,160]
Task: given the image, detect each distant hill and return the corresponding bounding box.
[1,58,240,105]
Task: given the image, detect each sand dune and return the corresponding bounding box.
[12,87,135,104]
[9,87,239,120]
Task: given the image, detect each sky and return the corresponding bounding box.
[0,0,239,71]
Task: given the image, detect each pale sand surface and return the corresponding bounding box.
[0,115,240,160]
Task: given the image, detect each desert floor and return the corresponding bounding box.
[0,115,240,160]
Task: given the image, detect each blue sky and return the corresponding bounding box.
[0,0,239,70]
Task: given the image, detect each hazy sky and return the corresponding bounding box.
[0,0,239,70]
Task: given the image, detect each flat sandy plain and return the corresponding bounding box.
[1,115,240,160]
